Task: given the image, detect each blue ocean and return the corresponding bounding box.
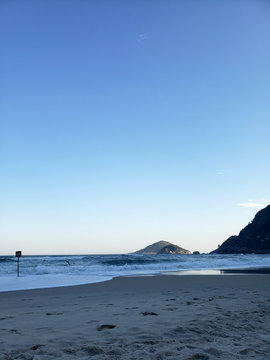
[1,253,270,292]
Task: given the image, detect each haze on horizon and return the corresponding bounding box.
[1,0,270,255]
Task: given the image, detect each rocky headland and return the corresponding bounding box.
[211,204,270,254]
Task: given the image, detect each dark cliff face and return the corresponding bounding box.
[211,205,270,254]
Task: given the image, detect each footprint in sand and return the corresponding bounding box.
[64,348,77,354]
[83,346,104,355]
[30,344,43,351]
[0,316,15,321]
[97,324,116,331]
[142,312,158,316]
[46,312,64,316]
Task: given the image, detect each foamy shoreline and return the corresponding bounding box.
[1,274,270,359]
[1,266,270,293]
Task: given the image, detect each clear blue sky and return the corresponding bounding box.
[1,0,270,254]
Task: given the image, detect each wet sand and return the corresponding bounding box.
[1,274,270,359]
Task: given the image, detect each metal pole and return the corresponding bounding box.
[17,257,20,277]
[15,251,22,277]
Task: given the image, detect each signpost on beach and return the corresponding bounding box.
[16,251,22,277]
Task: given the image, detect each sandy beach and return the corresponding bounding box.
[1,274,270,359]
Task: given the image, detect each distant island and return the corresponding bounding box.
[211,204,270,254]
[134,240,191,254]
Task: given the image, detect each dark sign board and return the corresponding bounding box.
[16,251,22,257]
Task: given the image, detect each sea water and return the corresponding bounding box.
[1,253,270,292]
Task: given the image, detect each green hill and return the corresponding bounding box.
[134,241,191,254]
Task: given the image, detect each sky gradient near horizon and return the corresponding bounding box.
[1,0,270,254]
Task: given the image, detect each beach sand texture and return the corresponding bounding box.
[1,275,270,359]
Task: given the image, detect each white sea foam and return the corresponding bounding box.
[0,274,112,292]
